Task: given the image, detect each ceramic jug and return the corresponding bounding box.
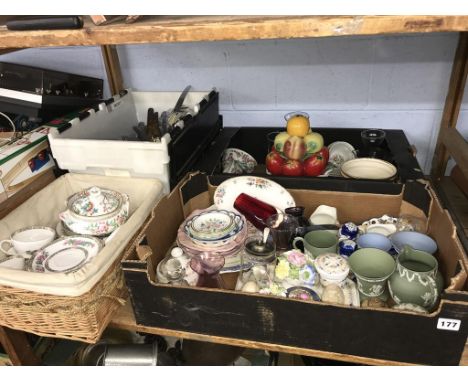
[388,245,443,310]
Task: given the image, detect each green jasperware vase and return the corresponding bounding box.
[388,245,442,310]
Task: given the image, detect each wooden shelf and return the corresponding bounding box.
[109,301,468,366]
[0,16,467,49]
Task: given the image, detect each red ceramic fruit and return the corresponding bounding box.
[303,152,327,176]
[319,146,329,163]
[265,150,285,175]
[283,159,304,176]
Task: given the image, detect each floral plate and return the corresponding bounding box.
[186,210,241,241]
[214,176,295,212]
[28,236,103,274]
[184,215,244,247]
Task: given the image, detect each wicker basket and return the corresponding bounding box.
[0,256,127,343]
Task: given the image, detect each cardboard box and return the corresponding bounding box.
[0,108,85,202]
[122,173,468,365]
[0,127,54,202]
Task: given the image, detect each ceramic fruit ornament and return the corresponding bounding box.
[286,112,310,137]
[283,159,303,176]
[264,111,329,177]
[265,150,285,175]
[304,132,324,155]
[319,146,329,163]
[273,132,290,152]
[303,151,327,176]
[283,136,306,160]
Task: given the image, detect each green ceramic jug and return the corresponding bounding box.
[388,245,442,310]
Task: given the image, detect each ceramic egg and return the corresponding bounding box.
[321,284,345,305]
[242,281,260,293]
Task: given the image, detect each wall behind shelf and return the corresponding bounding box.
[1,33,467,174]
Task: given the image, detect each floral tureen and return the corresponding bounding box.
[59,186,130,236]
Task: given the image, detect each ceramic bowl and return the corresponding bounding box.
[341,158,397,180]
[222,148,257,174]
[357,233,392,252]
[328,141,357,166]
[390,231,438,255]
[186,210,241,241]
[59,186,129,237]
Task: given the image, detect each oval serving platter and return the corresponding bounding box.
[341,158,397,180]
[213,176,295,212]
[29,235,103,274]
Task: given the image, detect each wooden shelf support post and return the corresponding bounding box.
[101,45,124,95]
[0,326,40,365]
[431,32,468,181]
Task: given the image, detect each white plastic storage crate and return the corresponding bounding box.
[48,89,218,194]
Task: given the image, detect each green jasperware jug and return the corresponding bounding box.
[388,245,444,310]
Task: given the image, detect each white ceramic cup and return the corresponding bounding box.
[0,226,56,256]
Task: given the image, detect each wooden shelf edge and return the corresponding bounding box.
[0,16,467,49]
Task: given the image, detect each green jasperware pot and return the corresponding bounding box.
[348,248,396,299]
[388,245,443,310]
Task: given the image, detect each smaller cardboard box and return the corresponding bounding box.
[0,127,54,203]
[122,173,468,366]
[0,108,90,203]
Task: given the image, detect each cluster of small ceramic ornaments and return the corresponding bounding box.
[265,112,329,177]
[258,250,360,307]
[334,214,442,312]
[233,199,443,314]
[0,186,130,274]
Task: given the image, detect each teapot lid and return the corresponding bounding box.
[68,186,123,218]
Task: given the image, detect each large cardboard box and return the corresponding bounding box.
[122,173,468,365]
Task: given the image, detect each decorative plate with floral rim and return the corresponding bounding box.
[213,176,295,212]
[187,209,241,241]
[28,236,103,274]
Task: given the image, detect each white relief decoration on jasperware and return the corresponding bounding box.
[387,283,401,304]
[399,266,432,287]
[357,279,364,294]
[369,284,383,297]
[421,292,433,306]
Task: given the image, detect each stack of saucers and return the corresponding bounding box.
[177,208,248,265]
